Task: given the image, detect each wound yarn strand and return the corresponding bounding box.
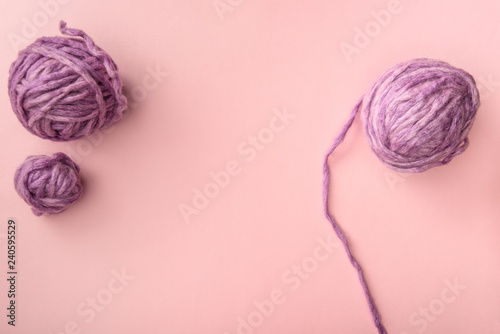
[14,153,83,216]
[8,21,127,141]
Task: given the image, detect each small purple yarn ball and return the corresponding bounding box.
[361,58,480,173]
[14,153,83,216]
[8,21,127,141]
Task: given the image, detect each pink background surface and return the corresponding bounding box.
[0,1,499,333]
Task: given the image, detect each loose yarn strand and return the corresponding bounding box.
[323,99,388,334]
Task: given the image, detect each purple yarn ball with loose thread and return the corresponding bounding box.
[14,153,83,216]
[360,58,480,173]
[8,21,127,141]
[322,59,481,333]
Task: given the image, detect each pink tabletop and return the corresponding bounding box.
[0,1,499,333]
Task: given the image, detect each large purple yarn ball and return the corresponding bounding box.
[14,153,83,216]
[8,21,127,141]
[361,58,480,173]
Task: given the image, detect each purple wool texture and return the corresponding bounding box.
[8,21,127,141]
[14,153,83,216]
[323,58,480,334]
